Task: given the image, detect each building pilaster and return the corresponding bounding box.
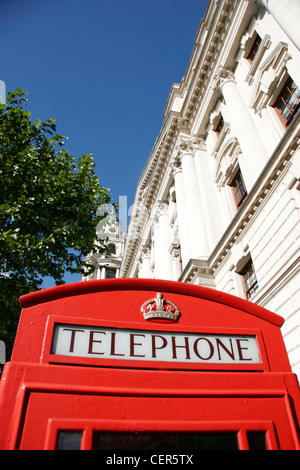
[175,137,210,259]
[157,201,174,280]
[258,0,300,50]
[169,244,183,280]
[212,66,268,189]
[151,211,161,279]
[137,245,153,278]
[169,156,191,268]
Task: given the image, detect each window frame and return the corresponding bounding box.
[246,33,262,63]
[273,75,300,127]
[47,419,278,450]
[106,243,116,256]
[105,267,117,279]
[229,169,247,209]
[240,259,259,300]
[215,115,225,137]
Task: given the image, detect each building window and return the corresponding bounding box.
[247,33,262,63]
[177,244,183,274]
[273,75,300,127]
[92,430,239,450]
[105,267,116,279]
[241,259,259,300]
[56,431,83,450]
[215,115,224,136]
[106,243,116,256]
[230,169,247,208]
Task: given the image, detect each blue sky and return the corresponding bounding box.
[0,0,208,284]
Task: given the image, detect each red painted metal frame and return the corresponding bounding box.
[4,364,299,450]
[12,279,289,371]
[0,278,300,450]
[45,418,279,450]
[18,278,285,327]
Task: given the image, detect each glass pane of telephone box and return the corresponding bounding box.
[92,431,239,450]
[247,431,267,450]
[56,431,83,450]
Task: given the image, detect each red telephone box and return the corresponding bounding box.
[0,278,299,450]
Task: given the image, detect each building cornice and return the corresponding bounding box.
[181,0,237,124]
[178,259,215,286]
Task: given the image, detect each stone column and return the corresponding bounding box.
[259,0,300,50]
[175,138,210,259]
[151,212,161,279]
[169,156,191,268]
[170,244,183,280]
[100,266,106,279]
[213,66,269,189]
[138,245,153,278]
[193,137,224,249]
[157,201,174,280]
[96,266,102,280]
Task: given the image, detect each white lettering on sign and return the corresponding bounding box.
[51,324,261,365]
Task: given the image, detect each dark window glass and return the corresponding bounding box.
[105,267,116,278]
[247,431,267,450]
[230,169,247,208]
[92,431,239,451]
[56,431,83,450]
[106,244,116,256]
[274,76,300,127]
[241,260,259,299]
[247,33,262,62]
[215,115,224,136]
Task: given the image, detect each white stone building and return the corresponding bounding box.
[83,213,126,281]
[120,0,300,379]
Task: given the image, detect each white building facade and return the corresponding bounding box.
[83,214,126,281]
[120,0,300,379]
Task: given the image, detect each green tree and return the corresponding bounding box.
[0,89,113,358]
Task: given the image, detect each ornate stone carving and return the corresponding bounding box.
[169,154,182,176]
[140,245,151,258]
[211,65,236,90]
[175,135,206,158]
[156,201,169,217]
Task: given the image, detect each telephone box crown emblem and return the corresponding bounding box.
[141,293,180,321]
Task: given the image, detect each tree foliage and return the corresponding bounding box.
[0,89,113,358]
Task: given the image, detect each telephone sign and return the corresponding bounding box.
[52,324,261,365]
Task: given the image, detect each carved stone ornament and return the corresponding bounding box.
[211,66,236,90]
[175,136,205,157]
[169,155,182,177]
[141,292,180,321]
